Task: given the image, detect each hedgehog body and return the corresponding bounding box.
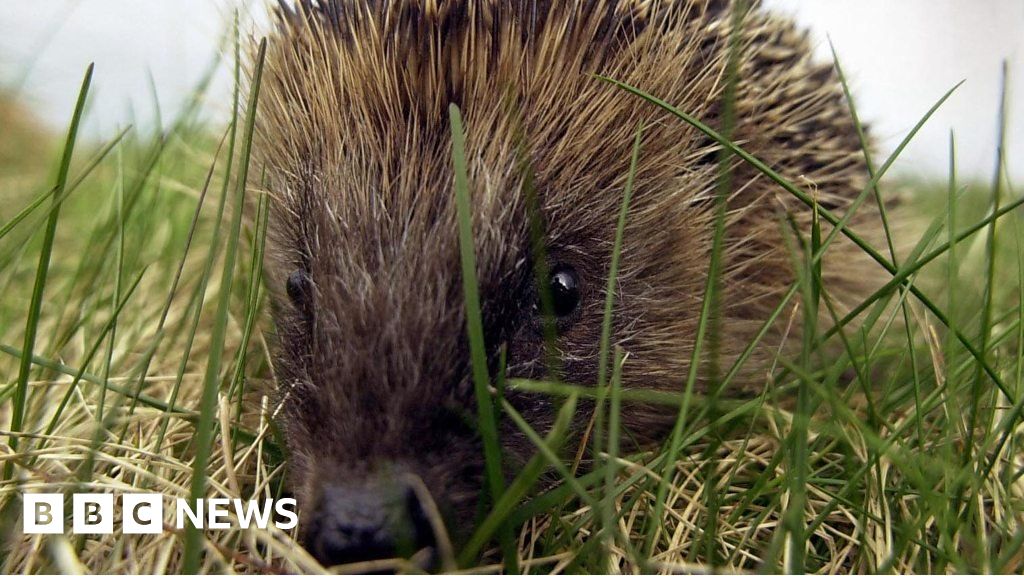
[255,0,882,565]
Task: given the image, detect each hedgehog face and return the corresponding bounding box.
[267,105,719,565]
[267,138,627,565]
[258,0,874,567]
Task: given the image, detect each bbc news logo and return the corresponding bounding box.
[23,493,297,534]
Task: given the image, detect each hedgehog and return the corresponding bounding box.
[254,0,883,567]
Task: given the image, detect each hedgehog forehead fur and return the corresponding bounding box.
[255,0,880,541]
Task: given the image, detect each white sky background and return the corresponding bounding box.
[1,1,1021,183]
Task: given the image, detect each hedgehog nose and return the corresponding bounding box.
[307,478,436,568]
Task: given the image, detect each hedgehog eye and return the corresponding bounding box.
[549,265,581,318]
[286,269,312,306]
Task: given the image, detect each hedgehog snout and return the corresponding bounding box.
[304,473,438,568]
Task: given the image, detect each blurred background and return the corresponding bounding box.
[1,0,1021,183]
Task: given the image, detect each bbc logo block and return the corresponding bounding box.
[122,493,163,534]
[23,493,63,534]
[23,493,164,535]
[71,493,114,534]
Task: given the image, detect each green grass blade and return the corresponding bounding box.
[963,61,1009,472]
[458,391,579,565]
[593,122,643,567]
[97,141,128,422]
[5,63,93,482]
[449,104,506,545]
[228,187,270,443]
[181,38,266,574]
[603,345,625,564]
[831,39,928,447]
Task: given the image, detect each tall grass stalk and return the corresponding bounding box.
[6,64,93,482]
[181,38,265,575]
